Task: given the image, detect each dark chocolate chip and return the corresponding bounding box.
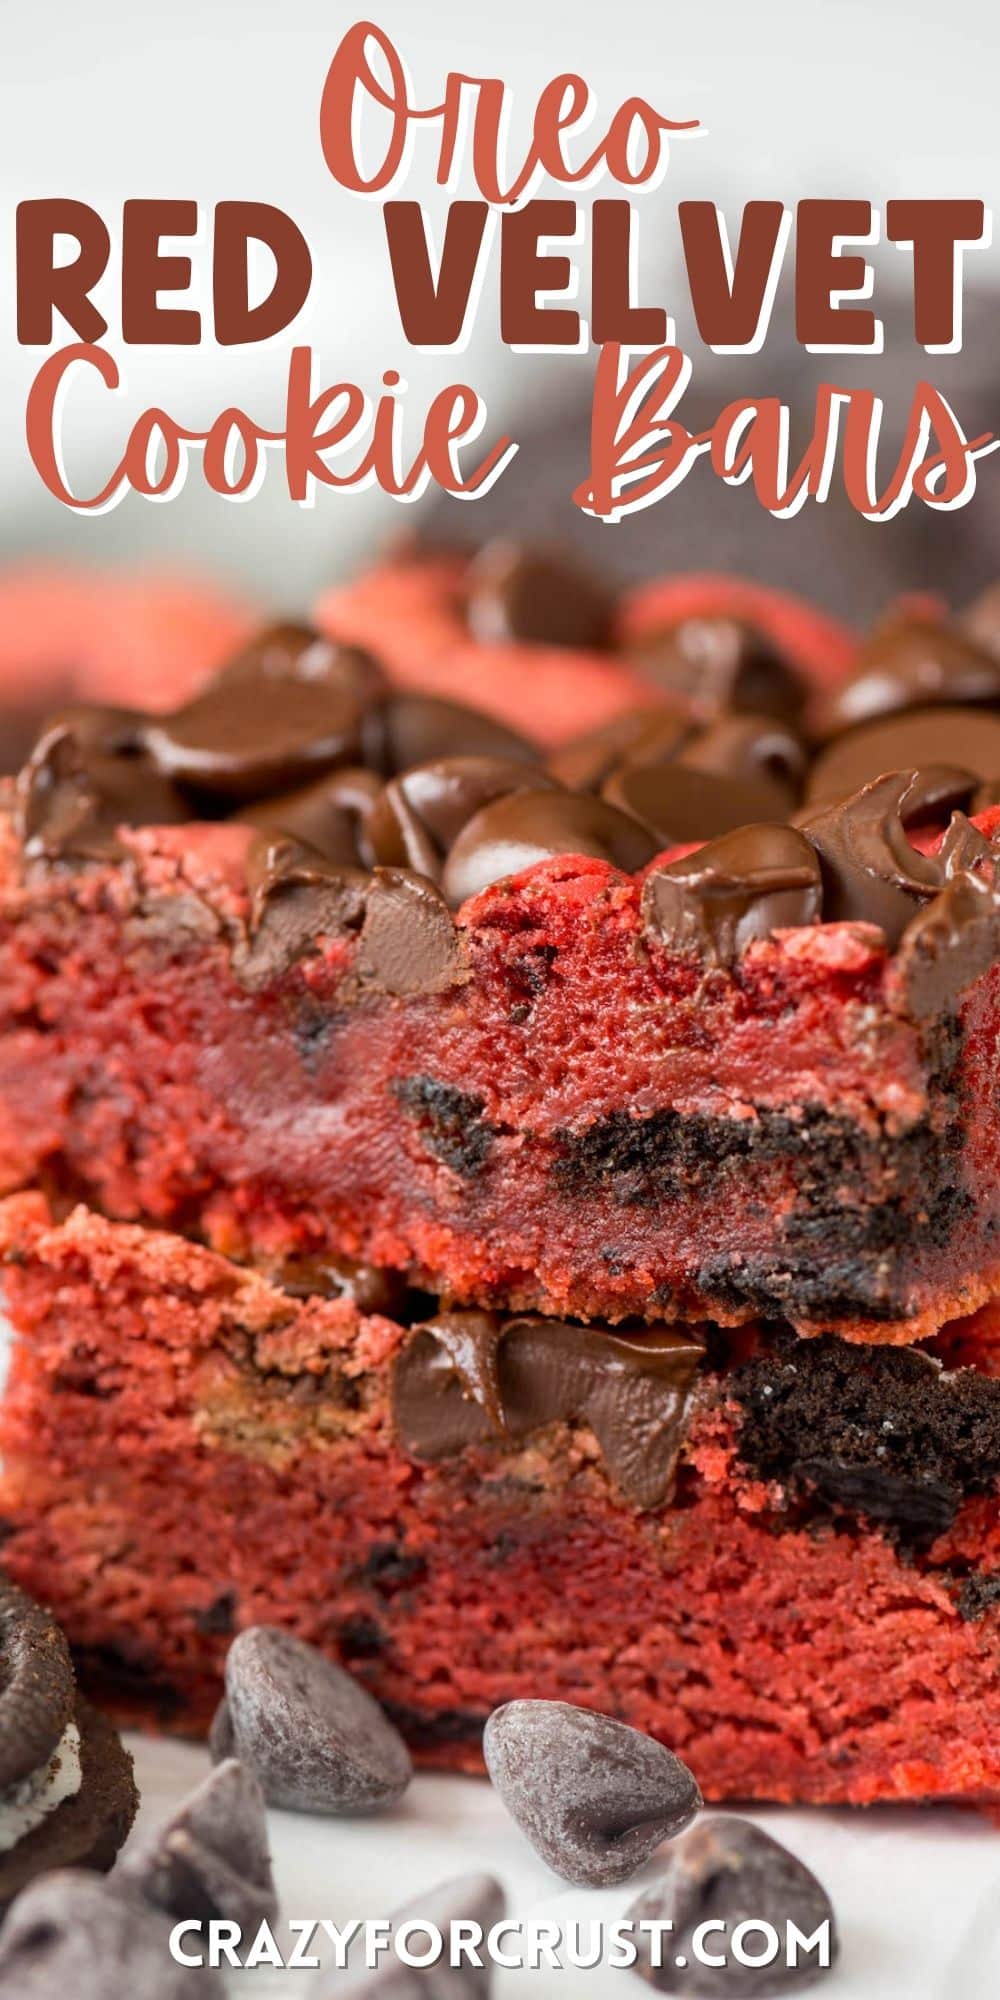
[627,617,806,723]
[0,1580,75,1791]
[547,707,691,793]
[812,614,1000,738]
[642,825,822,965]
[143,623,386,802]
[806,705,1000,805]
[241,767,382,867]
[369,695,538,778]
[239,834,368,986]
[627,1817,838,1995]
[799,773,990,948]
[366,757,553,879]
[466,541,615,651]
[482,1700,700,1886]
[17,716,190,863]
[392,1314,705,1508]
[271,1251,412,1316]
[676,713,808,806]
[442,789,656,906]
[314,1873,505,1997]
[896,863,1000,1017]
[208,1699,235,1764]
[357,869,461,995]
[0,1870,223,1998]
[215,1626,412,1813]
[603,758,794,847]
[117,1757,277,1934]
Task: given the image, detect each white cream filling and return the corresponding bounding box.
[0,1721,82,1853]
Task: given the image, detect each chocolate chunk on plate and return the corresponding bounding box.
[116,1756,277,1933]
[212,1625,412,1813]
[627,1817,838,1994]
[483,1699,700,1886]
[0,1869,223,1998]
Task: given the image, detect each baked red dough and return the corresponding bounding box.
[0,1194,996,1808]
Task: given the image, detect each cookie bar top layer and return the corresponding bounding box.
[0,1195,997,1807]
[4,553,1000,1337]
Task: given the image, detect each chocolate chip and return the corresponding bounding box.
[676,714,808,807]
[143,624,386,802]
[806,705,1000,805]
[392,1315,705,1508]
[370,695,538,778]
[813,614,1000,738]
[642,825,822,965]
[239,834,368,986]
[603,759,794,847]
[896,865,1000,1017]
[312,1873,505,1997]
[213,1626,412,1813]
[627,618,806,723]
[357,869,460,995]
[627,1817,838,1994]
[466,541,615,651]
[366,757,553,879]
[482,1700,700,1886]
[799,773,989,948]
[442,790,657,906]
[117,1758,277,1934]
[271,1251,412,1316]
[0,1871,223,1998]
[547,707,690,793]
[17,716,190,863]
[0,1579,75,1791]
[242,767,382,867]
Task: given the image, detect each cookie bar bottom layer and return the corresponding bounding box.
[0,1195,997,1808]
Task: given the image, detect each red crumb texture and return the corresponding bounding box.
[0,1195,996,1809]
[1,816,998,1340]
[314,555,856,744]
[0,566,254,715]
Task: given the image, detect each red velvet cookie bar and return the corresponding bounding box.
[0,1194,996,1808]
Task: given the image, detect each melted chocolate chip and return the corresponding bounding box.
[392,1311,705,1508]
[368,694,538,777]
[240,767,381,867]
[356,868,460,995]
[676,712,808,806]
[466,542,616,651]
[642,824,822,965]
[143,625,386,803]
[442,789,657,907]
[812,615,1000,740]
[897,866,1000,1017]
[603,757,793,847]
[270,1252,412,1317]
[239,834,368,985]
[799,774,991,948]
[546,707,691,793]
[17,715,190,862]
[627,616,806,723]
[366,756,552,880]
[806,705,1000,805]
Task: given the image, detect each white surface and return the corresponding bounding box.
[127,1733,1000,1996]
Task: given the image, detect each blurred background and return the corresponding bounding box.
[2,0,999,621]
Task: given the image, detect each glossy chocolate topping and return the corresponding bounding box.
[806,706,1000,805]
[603,756,793,847]
[365,756,553,880]
[357,868,461,995]
[240,833,368,984]
[642,824,822,965]
[442,788,658,907]
[798,773,992,948]
[811,615,1000,739]
[676,712,808,805]
[270,1250,412,1317]
[142,624,385,802]
[895,866,1000,1018]
[466,542,616,652]
[546,706,690,793]
[17,713,190,861]
[242,766,382,867]
[366,692,538,777]
[627,616,807,723]
[391,1311,706,1507]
